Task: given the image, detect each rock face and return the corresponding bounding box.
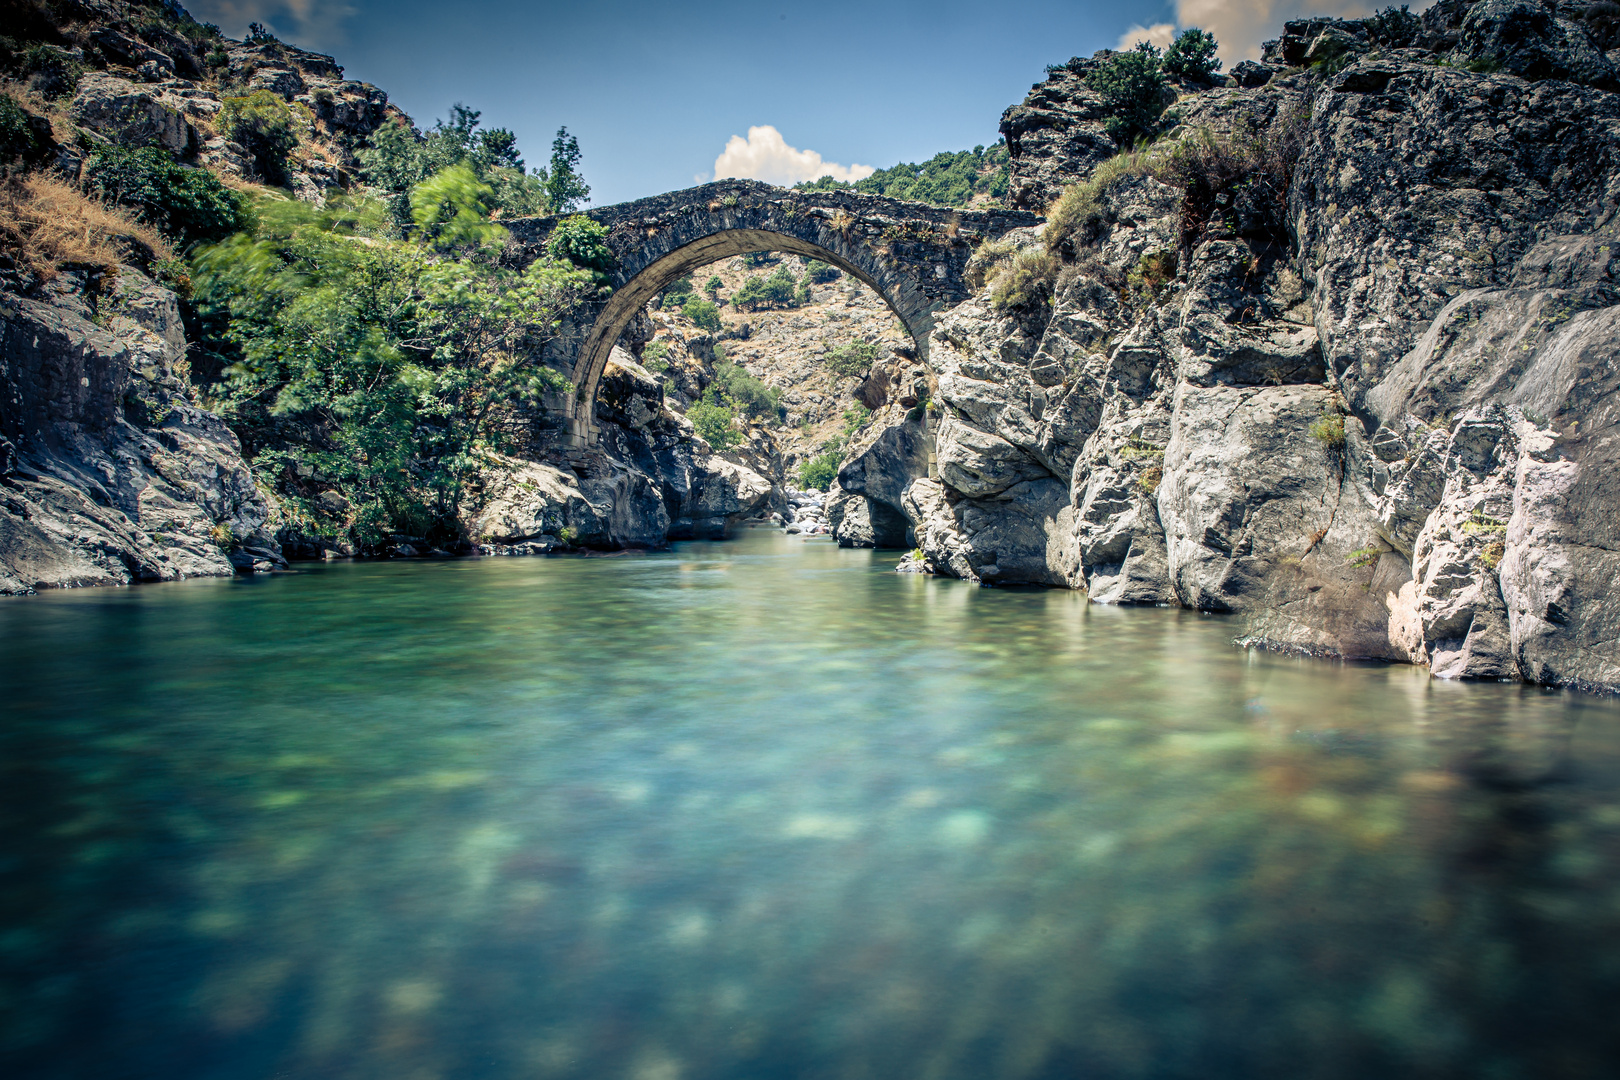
[0,270,276,593]
[845,8,1620,691]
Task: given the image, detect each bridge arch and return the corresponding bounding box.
[505,179,1039,446]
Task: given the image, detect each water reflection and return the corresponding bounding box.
[1,529,1618,1079]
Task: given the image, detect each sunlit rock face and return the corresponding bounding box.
[850,6,1620,690]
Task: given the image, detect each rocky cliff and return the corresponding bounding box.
[838,0,1620,692]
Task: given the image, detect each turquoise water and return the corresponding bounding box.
[2,528,1619,1079]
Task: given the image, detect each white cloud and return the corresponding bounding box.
[186,0,357,49]
[1116,22,1178,51]
[710,126,875,188]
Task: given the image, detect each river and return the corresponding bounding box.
[2,528,1618,1079]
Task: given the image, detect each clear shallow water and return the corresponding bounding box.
[2,530,1619,1080]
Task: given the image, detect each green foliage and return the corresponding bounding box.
[83,146,250,250]
[1310,411,1347,449]
[1346,546,1382,569]
[703,273,723,297]
[712,360,780,420]
[824,339,878,378]
[660,273,695,308]
[219,91,299,187]
[410,163,505,250]
[1043,148,1158,254]
[545,126,590,213]
[1129,249,1179,296]
[358,104,551,227]
[0,94,45,170]
[803,259,839,283]
[741,251,775,268]
[1366,5,1421,46]
[190,192,594,547]
[545,214,614,279]
[1163,28,1221,81]
[989,249,1059,312]
[687,386,741,450]
[681,297,722,331]
[795,143,1010,207]
[19,44,82,100]
[731,264,802,311]
[797,449,840,491]
[641,341,671,371]
[1086,43,1175,146]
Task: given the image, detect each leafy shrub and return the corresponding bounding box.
[687,386,741,450]
[824,339,878,378]
[219,91,299,186]
[804,259,840,283]
[713,360,780,419]
[410,163,504,249]
[641,341,670,371]
[360,105,551,227]
[1309,411,1347,449]
[732,264,802,311]
[661,273,695,308]
[989,249,1059,312]
[1086,43,1175,146]
[0,94,48,171]
[21,44,81,100]
[797,449,840,491]
[0,174,171,283]
[191,193,591,547]
[704,273,723,297]
[84,146,249,249]
[1163,28,1221,81]
[681,297,722,331]
[546,214,614,276]
[1366,5,1422,46]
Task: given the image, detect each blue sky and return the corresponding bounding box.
[185,0,1375,205]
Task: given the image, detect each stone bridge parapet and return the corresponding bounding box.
[504,179,1040,446]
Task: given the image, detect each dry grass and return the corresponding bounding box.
[0,173,172,283]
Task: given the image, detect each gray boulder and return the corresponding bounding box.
[1459,0,1619,88]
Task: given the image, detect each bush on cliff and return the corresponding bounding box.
[191,186,598,547]
[712,360,781,420]
[797,449,839,491]
[1163,28,1221,81]
[732,264,802,311]
[84,146,249,250]
[220,90,300,187]
[687,386,742,450]
[681,296,722,331]
[0,173,171,284]
[1087,42,1176,146]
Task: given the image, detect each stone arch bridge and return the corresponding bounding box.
[505,179,1039,446]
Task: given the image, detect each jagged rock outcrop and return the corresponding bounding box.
[0,269,276,593]
[849,2,1620,691]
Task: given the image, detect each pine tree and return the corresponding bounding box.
[545,127,590,213]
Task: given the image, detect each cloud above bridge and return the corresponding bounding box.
[708,126,876,188]
[1118,0,1432,63]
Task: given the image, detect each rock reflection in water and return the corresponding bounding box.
[1,529,1618,1079]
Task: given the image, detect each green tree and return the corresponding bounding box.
[191,190,596,547]
[704,273,723,298]
[797,449,839,491]
[713,360,780,420]
[83,146,249,250]
[409,163,504,250]
[220,90,300,186]
[687,386,741,450]
[794,143,1011,207]
[1086,42,1174,146]
[1163,28,1221,81]
[545,214,614,281]
[545,127,590,213]
[681,296,722,331]
[358,104,550,227]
